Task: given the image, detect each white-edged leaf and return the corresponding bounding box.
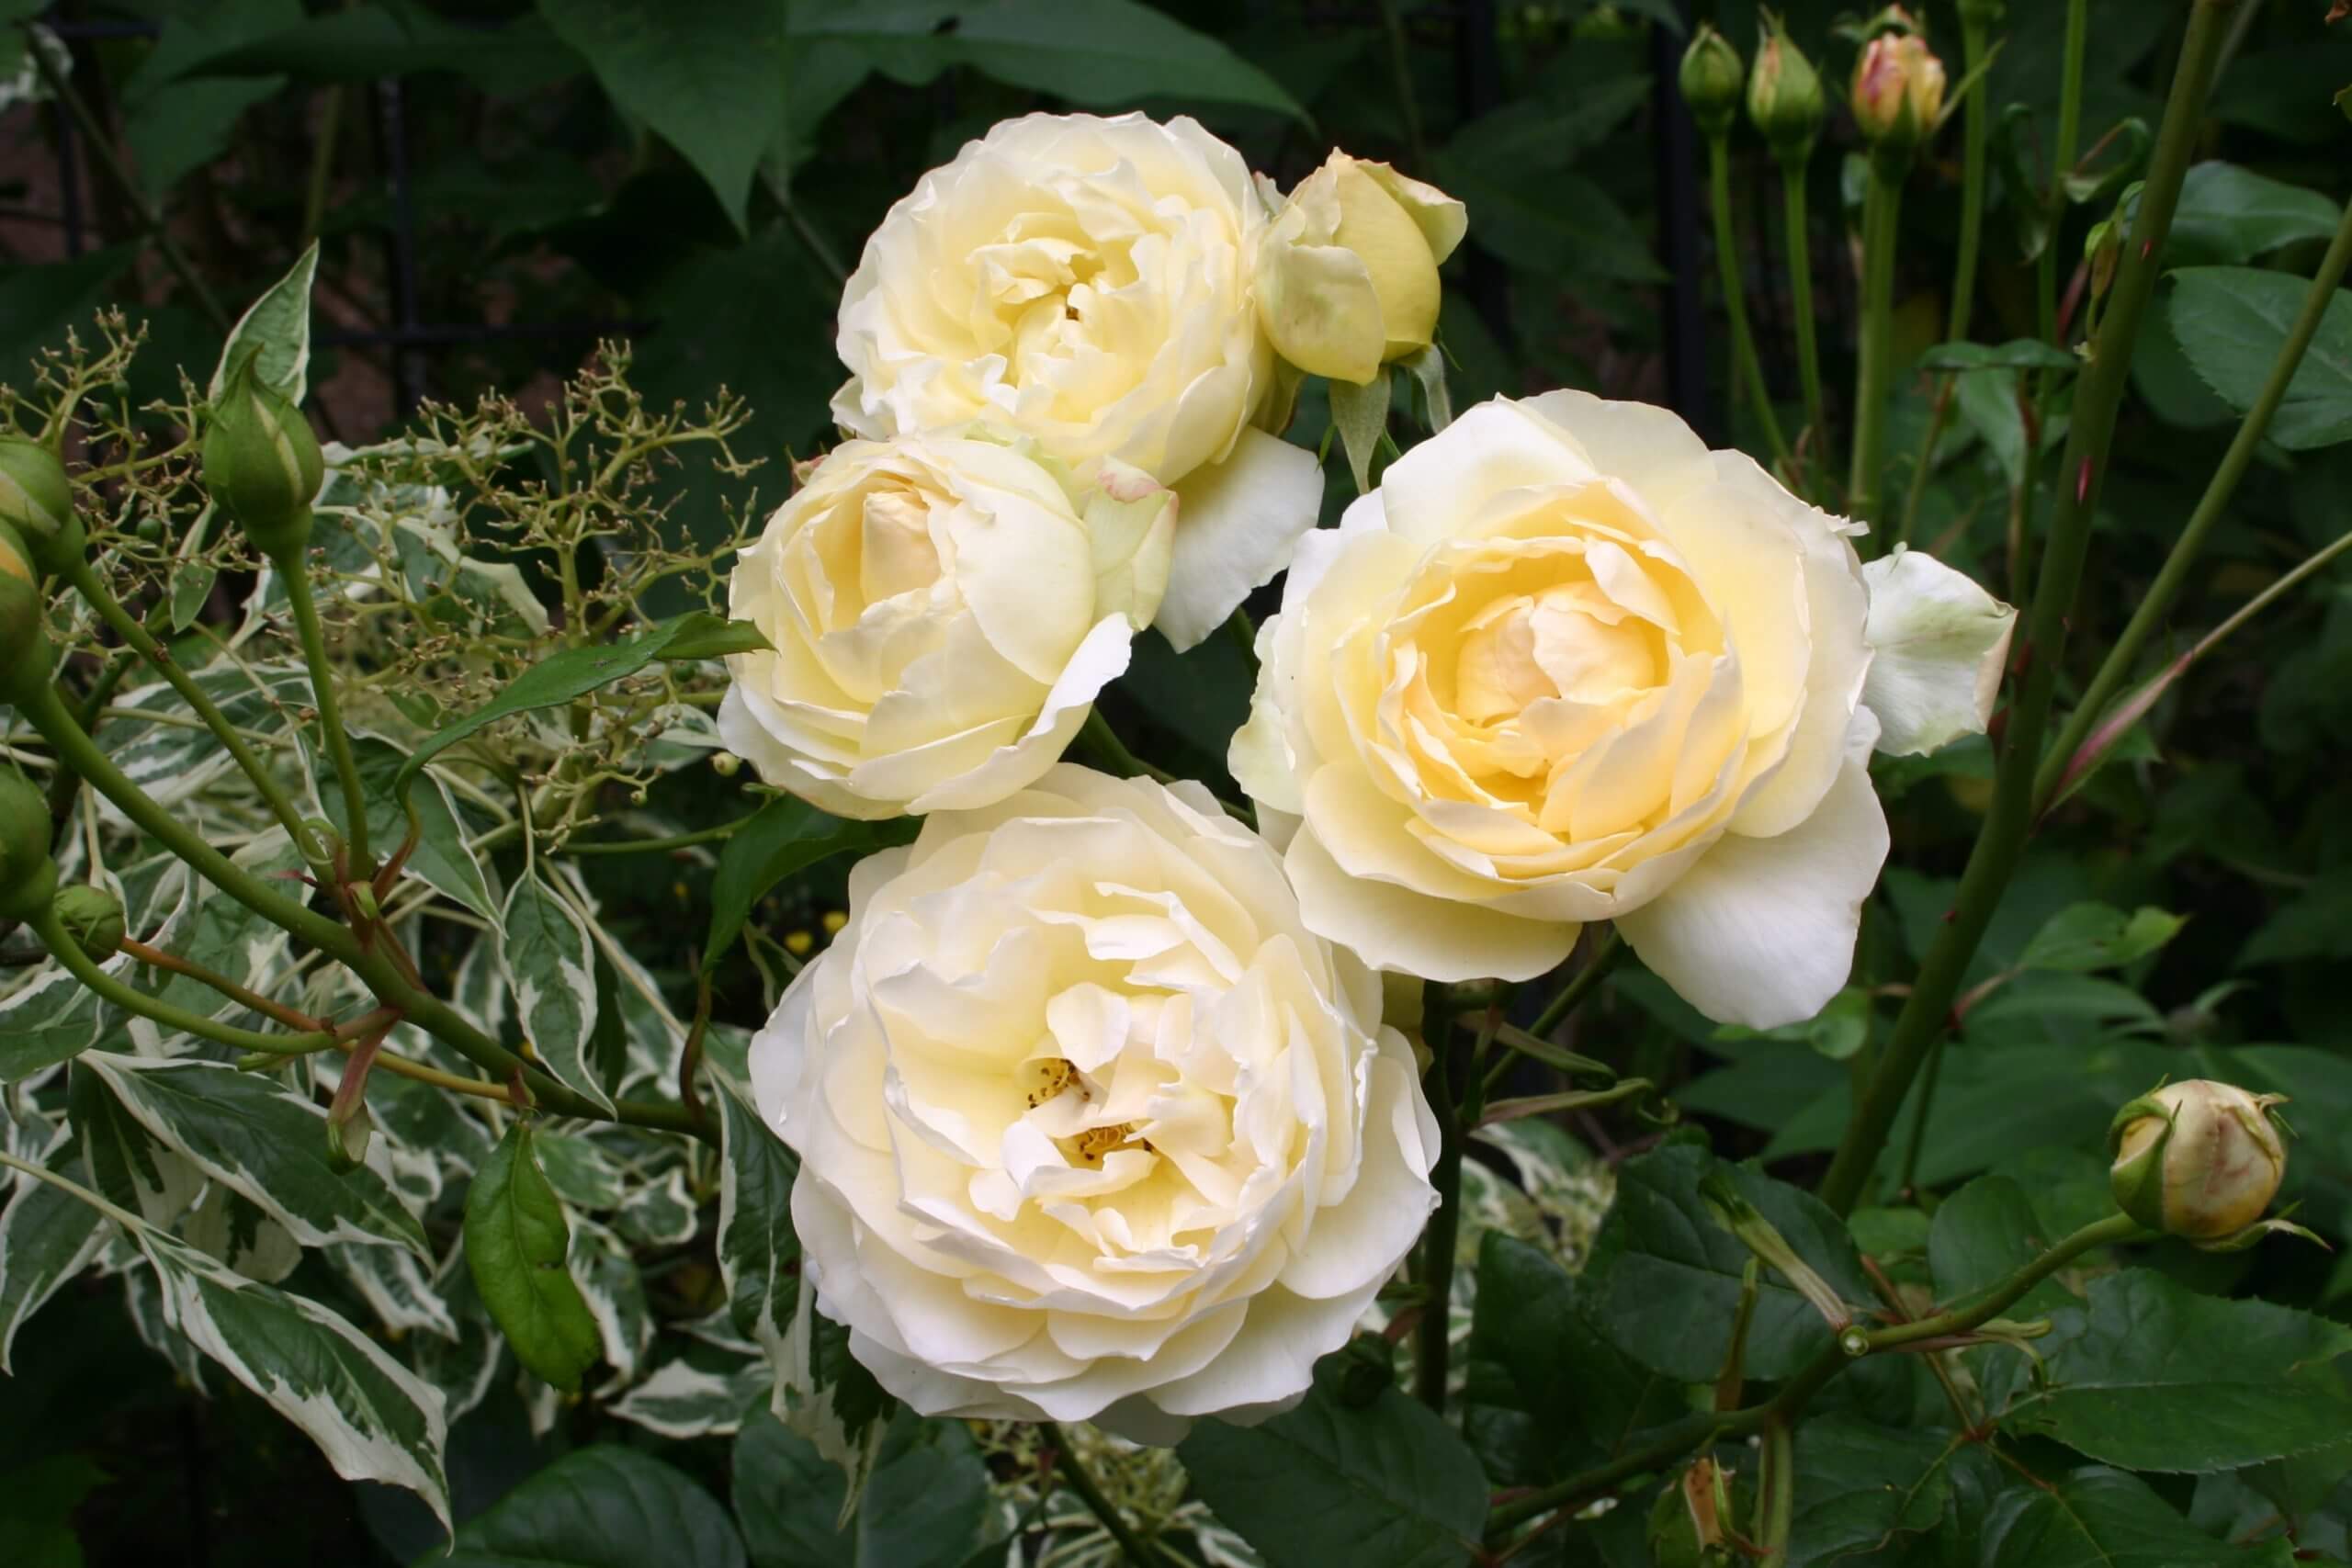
[609,1345,770,1440]
[571,1215,652,1385]
[123,1256,212,1391]
[95,662,313,812]
[614,1167,699,1249]
[72,1062,205,1230]
[498,870,612,1113]
[410,1251,506,1425]
[330,1240,458,1340]
[209,238,319,400]
[0,957,118,1082]
[534,1132,628,1211]
[139,1225,451,1533]
[82,1053,429,1256]
[319,736,502,921]
[0,1134,109,1371]
[180,1183,302,1283]
[707,1026,798,1353]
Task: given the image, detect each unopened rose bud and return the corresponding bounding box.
[0,521,52,706]
[51,884,124,960]
[202,351,322,565]
[1680,24,1747,140]
[1647,1459,1737,1568]
[1255,151,1465,386]
[0,767,58,923]
[1747,21,1826,160]
[0,438,80,577]
[2109,1080,2289,1241]
[1851,32,1947,159]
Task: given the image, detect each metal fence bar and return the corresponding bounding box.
[1648,0,1711,440]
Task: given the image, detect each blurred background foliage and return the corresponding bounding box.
[6,1,2352,1562]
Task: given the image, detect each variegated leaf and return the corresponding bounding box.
[609,1344,770,1440]
[0,1133,109,1371]
[329,1239,458,1340]
[498,871,612,1112]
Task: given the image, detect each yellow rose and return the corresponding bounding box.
[1255,152,1466,386]
[1230,392,2013,1027]
[719,434,1171,818]
[752,765,1438,1439]
[831,111,1321,650]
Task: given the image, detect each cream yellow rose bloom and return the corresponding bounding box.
[750,765,1439,1441]
[1255,152,1466,386]
[831,111,1322,650]
[718,433,1170,819]
[1230,392,2014,1027]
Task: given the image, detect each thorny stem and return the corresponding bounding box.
[1708,136,1792,468]
[1526,930,1623,1041]
[2035,192,2352,817]
[1779,154,1829,485]
[1757,1417,1796,1568]
[1818,0,2241,1217]
[1848,166,1905,535]
[280,546,373,874]
[1040,1421,1164,1567]
[1415,1007,1464,1416]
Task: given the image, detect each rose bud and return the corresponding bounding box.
[1851,32,1948,158]
[0,520,52,706]
[51,884,125,961]
[1255,151,1465,386]
[202,350,322,566]
[1679,24,1747,141]
[2109,1080,2290,1241]
[1747,18,1826,161]
[0,438,80,577]
[0,766,58,923]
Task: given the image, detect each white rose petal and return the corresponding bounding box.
[1233,391,2007,1029]
[1860,545,2018,756]
[750,766,1438,1440]
[718,434,1169,818]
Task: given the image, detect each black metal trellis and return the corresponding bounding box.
[19,2,1718,434]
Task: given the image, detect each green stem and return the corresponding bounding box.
[1374,0,1430,174]
[1415,1033,1464,1416]
[2054,0,2089,187]
[27,39,230,334]
[1487,1213,2144,1540]
[30,902,338,1056]
[1780,152,1829,483]
[1894,1032,1946,1198]
[0,1147,144,1234]
[280,547,371,874]
[1709,136,1792,468]
[1848,164,1906,534]
[1818,0,2238,1217]
[1042,1421,1162,1567]
[1079,709,1176,786]
[1950,14,1996,345]
[2034,191,2352,816]
[61,557,319,864]
[300,84,345,249]
[44,650,133,829]
[1526,930,1623,1040]
[560,819,742,856]
[1757,1417,1795,1568]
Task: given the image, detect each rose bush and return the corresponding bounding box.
[831,111,1323,649]
[718,433,1172,818]
[749,764,1438,1438]
[1229,390,2014,1026]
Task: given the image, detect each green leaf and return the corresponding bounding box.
[2006,1269,2352,1473]
[194,3,582,93]
[707,1028,801,1348]
[732,1412,991,1568]
[657,612,772,662]
[140,1224,451,1533]
[0,1138,108,1374]
[1177,1354,1488,1568]
[499,870,611,1113]
[1917,339,2083,373]
[392,615,702,803]
[320,736,499,920]
[463,1121,602,1394]
[1442,78,1653,173]
[2169,162,2344,267]
[1581,1145,1873,1382]
[2019,903,2188,973]
[209,239,318,402]
[1785,1414,1959,1567]
[1980,1466,2263,1566]
[424,1446,745,1568]
[2169,266,2352,451]
[1462,1232,1683,1488]
[0,955,116,1083]
[0,1454,106,1568]
[795,0,1308,125]
[80,1053,428,1256]
[1928,1174,2074,1321]
[0,247,136,375]
[537,0,788,232]
[703,796,910,977]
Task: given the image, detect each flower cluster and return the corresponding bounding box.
[727,112,2016,1440]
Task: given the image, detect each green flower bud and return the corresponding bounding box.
[202,352,322,565]
[1747,20,1826,159]
[0,768,58,923]
[0,438,80,577]
[51,884,125,960]
[1851,31,1947,158]
[1646,1460,1738,1568]
[1679,24,1747,141]
[0,519,52,706]
[2109,1080,2289,1241]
